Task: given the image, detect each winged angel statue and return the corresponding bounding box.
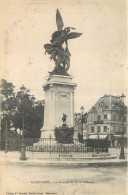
[44,9,82,76]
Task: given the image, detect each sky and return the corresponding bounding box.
[0,0,127,112]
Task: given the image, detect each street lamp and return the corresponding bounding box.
[4,101,9,153]
[31,96,36,105]
[80,106,87,149]
[20,85,26,95]
[115,93,126,159]
[17,128,21,152]
[80,106,84,134]
[74,113,77,125]
[96,130,100,154]
[119,93,126,159]
[120,93,125,102]
[80,106,84,115]
[80,107,89,152]
[17,85,27,160]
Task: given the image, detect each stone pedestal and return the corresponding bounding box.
[40,75,77,138]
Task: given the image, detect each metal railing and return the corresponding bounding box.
[7,137,109,154]
[8,138,39,151]
[26,138,108,154]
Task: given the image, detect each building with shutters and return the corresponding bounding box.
[86,94,127,136]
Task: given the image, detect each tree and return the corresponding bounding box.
[54,125,74,144]
[12,91,44,138]
[0,79,15,98]
[0,79,44,145]
[0,79,16,112]
[0,79,16,148]
[29,102,44,138]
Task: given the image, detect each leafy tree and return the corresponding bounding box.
[12,91,44,138]
[0,79,15,98]
[12,93,32,131]
[54,125,74,144]
[113,99,127,135]
[0,79,16,112]
[29,102,44,138]
[0,79,16,148]
[0,79,44,148]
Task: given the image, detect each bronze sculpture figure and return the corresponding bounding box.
[44,9,82,76]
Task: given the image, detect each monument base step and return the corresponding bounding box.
[59,154,73,157]
[27,152,117,160]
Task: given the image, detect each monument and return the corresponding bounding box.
[40,9,82,139]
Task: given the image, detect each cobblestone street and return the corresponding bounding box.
[0,164,127,195]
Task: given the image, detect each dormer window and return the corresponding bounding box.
[104,114,107,120]
[97,115,101,121]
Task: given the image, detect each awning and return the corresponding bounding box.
[113,135,128,139]
[89,135,98,139]
[89,134,108,140]
[100,135,108,139]
[114,135,122,138]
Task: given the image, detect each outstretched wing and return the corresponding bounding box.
[56,9,64,30]
[67,32,83,39]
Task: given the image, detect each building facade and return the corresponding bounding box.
[86,94,127,136]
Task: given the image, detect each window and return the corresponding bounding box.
[91,127,94,133]
[97,115,101,121]
[104,126,107,132]
[97,126,101,133]
[113,126,116,132]
[104,115,107,120]
[123,127,126,133]
[118,115,121,121]
[113,115,116,121]
[124,116,126,122]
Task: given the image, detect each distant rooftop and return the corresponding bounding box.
[101,94,120,98]
[88,94,122,113]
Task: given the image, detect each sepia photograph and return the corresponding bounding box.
[0,0,127,194]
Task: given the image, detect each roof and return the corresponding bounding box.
[88,94,121,112]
